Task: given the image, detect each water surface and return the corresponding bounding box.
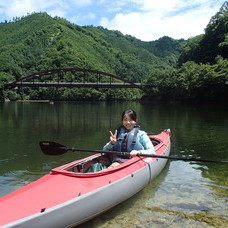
[0,101,227,227]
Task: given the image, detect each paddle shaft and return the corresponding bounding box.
[68,147,226,164]
[39,141,227,164]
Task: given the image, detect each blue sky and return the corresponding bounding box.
[0,0,226,41]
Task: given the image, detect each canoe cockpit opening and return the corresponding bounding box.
[151,138,160,146]
[64,154,114,173]
[60,137,161,174]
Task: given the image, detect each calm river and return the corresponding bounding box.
[0,101,227,227]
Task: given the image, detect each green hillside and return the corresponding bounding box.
[0,2,227,102]
[0,13,181,81]
[0,12,184,101]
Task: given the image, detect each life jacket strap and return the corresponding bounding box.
[121,133,128,152]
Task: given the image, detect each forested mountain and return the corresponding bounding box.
[0,12,184,101]
[0,1,227,102]
[0,13,182,82]
[84,26,185,67]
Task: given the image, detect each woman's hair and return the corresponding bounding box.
[121,109,137,121]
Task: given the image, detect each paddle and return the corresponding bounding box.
[39,141,227,164]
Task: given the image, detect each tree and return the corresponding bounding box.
[178,2,228,65]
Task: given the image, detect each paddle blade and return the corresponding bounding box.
[40,141,68,155]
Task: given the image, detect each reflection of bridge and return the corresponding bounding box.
[8,68,141,89]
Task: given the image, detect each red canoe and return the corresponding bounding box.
[0,129,171,228]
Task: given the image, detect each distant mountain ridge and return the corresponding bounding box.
[0,12,184,82]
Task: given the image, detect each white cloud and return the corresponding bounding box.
[130,0,222,12]
[0,0,92,21]
[47,8,67,19]
[1,0,60,19]
[70,12,96,24]
[99,0,226,41]
[0,0,226,41]
[5,0,36,18]
[70,0,92,7]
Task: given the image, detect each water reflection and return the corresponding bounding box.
[0,101,227,227]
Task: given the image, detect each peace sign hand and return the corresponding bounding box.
[109,130,117,144]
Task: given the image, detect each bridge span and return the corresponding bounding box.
[7,68,142,90]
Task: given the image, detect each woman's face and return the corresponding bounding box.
[122,114,136,130]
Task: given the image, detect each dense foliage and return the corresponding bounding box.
[178,2,228,65]
[143,58,228,102]
[0,1,227,102]
[0,12,182,101]
[144,1,228,103]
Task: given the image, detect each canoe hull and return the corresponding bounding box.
[10,166,151,228]
[0,130,171,228]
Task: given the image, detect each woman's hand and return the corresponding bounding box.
[130,150,142,157]
[109,130,117,144]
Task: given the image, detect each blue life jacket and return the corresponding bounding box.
[113,126,144,153]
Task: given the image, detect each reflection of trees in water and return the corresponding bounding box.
[141,103,228,154]
[1,102,228,227]
[142,103,228,195]
[1,102,128,142]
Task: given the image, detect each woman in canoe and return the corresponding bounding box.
[87,109,155,172]
[103,109,155,168]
